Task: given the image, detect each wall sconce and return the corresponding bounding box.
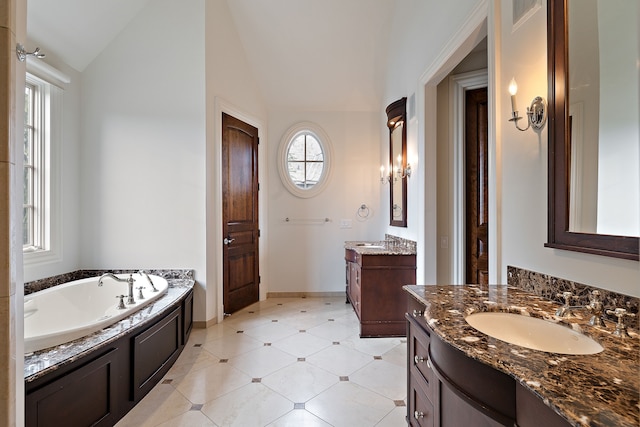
[380,161,411,184]
[508,78,547,132]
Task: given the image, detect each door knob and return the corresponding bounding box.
[223,236,235,245]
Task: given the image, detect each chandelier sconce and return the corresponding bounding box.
[508,78,547,132]
[16,44,45,62]
[380,159,411,184]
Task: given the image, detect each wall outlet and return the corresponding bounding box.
[340,219,352,229]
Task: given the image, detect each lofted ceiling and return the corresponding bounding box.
[26,0,398,111]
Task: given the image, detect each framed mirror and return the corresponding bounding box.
[386,98,407,227]
[546,0,639,260]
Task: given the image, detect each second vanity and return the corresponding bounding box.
[404,284,639,427]
[345,240,416,337]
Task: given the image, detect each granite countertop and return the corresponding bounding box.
[404,284,639,427]
[24,275,194,383]
[344,240,416,256]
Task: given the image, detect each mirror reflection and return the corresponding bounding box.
[386,97,407,227]
[567,0,639,237]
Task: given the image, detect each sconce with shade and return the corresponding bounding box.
[508,78,547,132]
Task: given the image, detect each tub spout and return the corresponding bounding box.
[98,273,136,305]
[139,270,159,292]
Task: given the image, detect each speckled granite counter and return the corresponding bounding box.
[344,240,416,256]
[404,284,639,427]
[24,270,195,382]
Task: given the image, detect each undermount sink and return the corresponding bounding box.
[465,312,604,355]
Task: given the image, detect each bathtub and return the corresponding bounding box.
[24,273,168,354]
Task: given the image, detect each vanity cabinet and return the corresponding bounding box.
[345,248,416,337]
[406,294,570,427]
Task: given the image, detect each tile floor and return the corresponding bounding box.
[116,297,408,427]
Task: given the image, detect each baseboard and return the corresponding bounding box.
[192,317,218,329]
[266,291,346,298]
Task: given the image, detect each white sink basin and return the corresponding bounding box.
[465,312,604,355]
[356,243,385,249]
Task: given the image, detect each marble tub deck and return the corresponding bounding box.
[404,284,639,427]
[24,270,195,383]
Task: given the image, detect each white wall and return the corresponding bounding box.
[498,0,640,296]
[267,109,384,293]
[23,50,81,283]
[79,0,209,317]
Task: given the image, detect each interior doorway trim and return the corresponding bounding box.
[415,0,489,285]
[212,97,267,324]
[451,70,488,284]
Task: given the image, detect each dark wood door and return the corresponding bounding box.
[465,88,489,285]
[222,113,259,314]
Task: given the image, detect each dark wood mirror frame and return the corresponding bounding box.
[546,0,639,260]
[386,97,407,227]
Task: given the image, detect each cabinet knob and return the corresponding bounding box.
[414,355,425,364]
[412,309,423,318]
[414,410,425,419]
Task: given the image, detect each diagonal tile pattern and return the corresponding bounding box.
[115,297,407,426]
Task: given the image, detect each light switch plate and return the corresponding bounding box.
[340,219,352,229]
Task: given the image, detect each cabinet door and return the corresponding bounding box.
[439,380,504,427]
[408,374,435,427]
[26,348,119,427]
[349,262,361,317]
[132,306,182,401]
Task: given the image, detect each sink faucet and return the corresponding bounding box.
[98,273,136,305]
[555,290,606,327]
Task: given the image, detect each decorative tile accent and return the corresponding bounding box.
[332,341,340,345]
[507,266,639,330]
[299,330,306,333]
[394,400,406,407]
[339,376,349,381]
[294,403,305,409]
[193,344,202,347]
[328,319,334,322]
[162,379,173,384]
[272,319,278,322]
[190,403,203,411]
[252,378,261,383]
[264,343,271,346]
[219,359,229,363]
[373,356,382,360]
[236,331,244,334]
[297,358,305,362]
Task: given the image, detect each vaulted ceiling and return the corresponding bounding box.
[27,0,398,111]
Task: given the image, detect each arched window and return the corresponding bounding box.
[278,122,332,198]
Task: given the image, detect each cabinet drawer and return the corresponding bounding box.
[408,374,435,427]
[407,315,433,400]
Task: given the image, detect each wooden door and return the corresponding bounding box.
[465,88,489,285]
[222,113,259,314]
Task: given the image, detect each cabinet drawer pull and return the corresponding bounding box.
[412,309,423,318]
[414,410,425,419]
[414,355,432,369]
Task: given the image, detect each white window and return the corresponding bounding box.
[23,72,62,264]
[277,122,333,198]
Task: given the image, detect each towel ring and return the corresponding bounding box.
[357,204,370,219]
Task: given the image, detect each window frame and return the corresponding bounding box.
[277,122,333,198]
[23,71,62,266]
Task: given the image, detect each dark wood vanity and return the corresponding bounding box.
[345,244,416,337]
[406,295,569,427]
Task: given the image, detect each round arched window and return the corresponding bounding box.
[278,122,333,198]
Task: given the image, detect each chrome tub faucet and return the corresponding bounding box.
[98,273,136,305]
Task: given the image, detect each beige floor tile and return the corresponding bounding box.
[115,383,192,427]
[381,342,407,368]
[342,334,404,356]
[375,406,408,426]
[350,359,407,400]
[306,343,373,376]
[156,410,219,427]
[228,345,297,378]
[202,332,263,359]
[306,381,396,427]
[201,383,293,426]
[173,363,252,404]
[242,321,299,343]
[266,409,332,427]
[261,361,339,402]
[306,319,359,341]
[271,331,332,358]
